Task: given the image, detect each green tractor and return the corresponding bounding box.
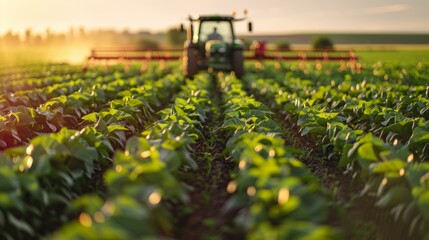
[180,15,252,78]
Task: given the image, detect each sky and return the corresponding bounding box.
[1,0,429,35]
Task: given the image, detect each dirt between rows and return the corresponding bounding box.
[175,136,241,240]
[174,76,244,240]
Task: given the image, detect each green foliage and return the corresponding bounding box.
[0,127,113,239]
[243,61,429,239]
[0,63,183,239]
[51,72,213,239]
[137,38,159,49]
[2,59,429,239]
[166,27,186,46]
[276,40,291,50]
[219,74,339,239]
[312,36,334,50]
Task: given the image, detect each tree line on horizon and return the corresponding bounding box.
[0,27,340,50]
[0,27,186,48]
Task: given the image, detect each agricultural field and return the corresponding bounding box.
[1,52,429,240]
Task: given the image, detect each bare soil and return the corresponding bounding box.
[174,76,243,240]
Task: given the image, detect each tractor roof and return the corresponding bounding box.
[193,15,234,21]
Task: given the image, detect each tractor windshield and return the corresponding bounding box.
[198,21,233,43]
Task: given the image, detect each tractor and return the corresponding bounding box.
[180,15,252,78]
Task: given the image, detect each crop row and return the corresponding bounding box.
[50,73,213,239]
[0,67,179,150]
[244,64,429,239]
[217,73,339,239]
[0,68,185,239]
[254,63,429,121]
[0,69,137,110]
[245,74,429,161]
[268,61,429,86]
[1,61,428,239]
[0,64,82,92]
[0,64,175,109]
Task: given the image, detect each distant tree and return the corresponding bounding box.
[78,26,86,40]
[68,27,75,39]
[138,38,159,49]
[45,28,52,41]
[166,27,186,46]
[54,34,67,44]
[33,34,43,45]
[2,31,20,45]
[312,36,334,50]
[276,40,291,50]
[25,28,32,43]
[122,29,131,36]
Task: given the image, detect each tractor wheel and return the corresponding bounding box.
[233,50,244,78]
[183,48,198,79]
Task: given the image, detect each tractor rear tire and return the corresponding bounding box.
[183,48,198,79]
[233,50,244,78]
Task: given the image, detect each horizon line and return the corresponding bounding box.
[2,27,429,36]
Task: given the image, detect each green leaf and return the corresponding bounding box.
[125,98,144,107]
[110,99,125,109]
[384,119,415,140]
[174,97,188,106]
[18,174,40,196]
[125,137,151,156]
[376,186,411,208]
[94,118,109,134]
[406,163,429,188]
[357,142,379,162]
[0,168,19,192]
[409,126,429,148]
[315,112,340,126]
[339,143,354,167]
[371,160,406,175]
[107,124,129,133]
[301,126,325,136]
[221,117,245,131]
[71,195,104,215]
[68,143,97,174]
[417,191,429,219]
[82,112,98,123]
[8,214,34,235]
[162,138,185,150]
[4,146,26,156]
[54,222,130,239]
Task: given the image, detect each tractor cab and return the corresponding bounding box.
[181,15,252,78]
[197,17,234,71]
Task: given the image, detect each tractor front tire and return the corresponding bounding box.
[183,48,198,79]
[233,50,244,78]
